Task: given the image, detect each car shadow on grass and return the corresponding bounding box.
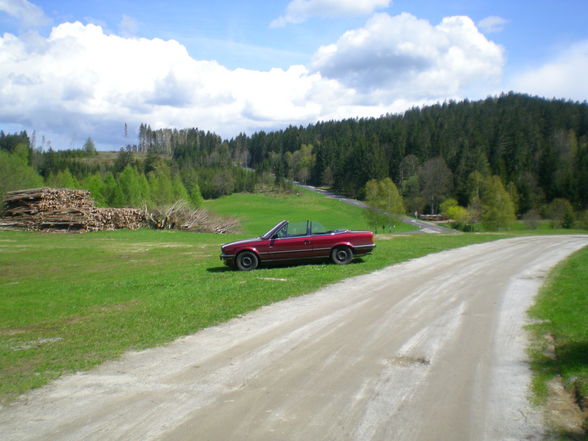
[206,258,366,273]
[207,266,233,273]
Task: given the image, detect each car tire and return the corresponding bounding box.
[236,250,259,271]
[331,246,353,265]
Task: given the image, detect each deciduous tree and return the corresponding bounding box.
[364,178,405,232]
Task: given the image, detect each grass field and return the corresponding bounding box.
[1,188,585,410]
[0,228,503,404]
[528,246,588,438]
[204,189,419,235]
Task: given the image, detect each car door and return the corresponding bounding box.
[262,221,314,261]
[308,221,335,259]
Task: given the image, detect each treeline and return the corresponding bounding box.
[131,125,250,168]
[0,131,257,210]
[242,93,588,217]
[3,93,588,226]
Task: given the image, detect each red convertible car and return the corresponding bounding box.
[220,220,375,271]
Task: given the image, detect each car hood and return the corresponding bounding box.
[221,237,260,249]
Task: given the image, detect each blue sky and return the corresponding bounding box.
[1,0,587,149]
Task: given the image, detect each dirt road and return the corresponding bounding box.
[296,183,456,234]
[2,236,587,441]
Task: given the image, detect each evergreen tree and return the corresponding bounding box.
[148,169,174,206]
[103,172,125,207]
[0,150,44,209]
[46,169,79,189]
[189,182,204,207]
[171,173,190,203]
[83,173,107,206]
[138,173,151,205]
[118,165,143,207]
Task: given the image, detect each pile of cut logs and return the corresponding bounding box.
[1,188,145,232]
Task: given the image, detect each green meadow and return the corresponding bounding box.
[204,188,418,235]
[0,190,585,412]
[0,229,502,403]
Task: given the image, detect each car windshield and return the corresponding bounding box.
[277,221,307,237]
[260,221,287,239]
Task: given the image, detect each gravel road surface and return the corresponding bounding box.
[2,235,587,441]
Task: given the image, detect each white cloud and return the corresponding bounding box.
[0,0,49,28]
[510,40,588,102]
[0,22,357,147]
[477,16,508,34]
[271,0,390,27]
[0,15,507,149]
[311,13,505,99]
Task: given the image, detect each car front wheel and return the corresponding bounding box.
[331,246,353,265]
[236,250,259,271]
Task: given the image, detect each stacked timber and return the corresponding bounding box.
[1,188,145,232]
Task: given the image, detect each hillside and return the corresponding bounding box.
[2,93,587,222]
[239,93,588,214]
[133,93,587,216]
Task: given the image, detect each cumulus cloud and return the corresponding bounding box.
[0,0,49,28]
[510,40,588,102]
[0,14,507,148]
[0,22,358,147]
[311,13,505,99]
[271,0,390,27]
[477,16,508,34]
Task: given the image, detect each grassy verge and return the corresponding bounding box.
[204,189,418,235]
[528,246,588,439]
[1,229,500,404]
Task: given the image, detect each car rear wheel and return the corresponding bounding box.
[331,246,353,265]
[236,250,259,271]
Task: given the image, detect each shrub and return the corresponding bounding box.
[522,209,542,230]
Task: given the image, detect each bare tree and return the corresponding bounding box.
[418,157,453,214]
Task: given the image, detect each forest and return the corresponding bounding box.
[243,93,588,213]
[1,92,587,229]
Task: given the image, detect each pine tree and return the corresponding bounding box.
[118,165,143,207]
[46,169,79,189]
[83,173,107,206]
[0,150,44,208]
[171,173,190,203]
[148,170,173,207]
[103,172,125,207]
[189,182,204,207]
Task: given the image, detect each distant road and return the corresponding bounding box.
[296,183,456,234]
[3,235,587,440]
